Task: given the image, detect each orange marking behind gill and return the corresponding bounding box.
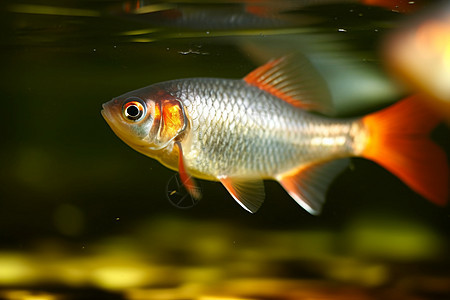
[161,101,185,140]
[362,95,449,205]
[154,103,161,120]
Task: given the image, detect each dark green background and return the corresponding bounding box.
[0,1,448,298]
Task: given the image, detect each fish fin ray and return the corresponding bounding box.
[277,159,349,215]
[243,54,333,114]
[362,95,449,205]
[175,142,202,200]
[219,176,265,213]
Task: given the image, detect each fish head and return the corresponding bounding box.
[101,85,188,156]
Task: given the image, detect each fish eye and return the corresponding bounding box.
[122,98,146,122]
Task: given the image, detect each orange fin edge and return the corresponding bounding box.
[175,142,201,200]
[277,159,349,215]
[243,55,333,114]
[219,176,265,213]
[362,95,449,205]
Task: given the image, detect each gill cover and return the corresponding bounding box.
[150,99,188,149]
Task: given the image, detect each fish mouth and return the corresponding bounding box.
[101,100,122,127]
[100,103,119,134]
[100,103,107,118]
[101,101,164,159]
[101,103,115,126]
[101,103,122,137]
[101,102,140,146]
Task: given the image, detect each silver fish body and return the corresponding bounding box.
[157,78,364,180]
[102,56,448,214]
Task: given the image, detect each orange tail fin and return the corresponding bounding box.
[362,95,449,205]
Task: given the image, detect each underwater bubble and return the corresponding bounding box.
[166,173,201,209]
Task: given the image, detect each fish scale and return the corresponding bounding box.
[161,78,357,178]
[102,56,447,214]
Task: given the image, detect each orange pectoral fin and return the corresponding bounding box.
[175,142,201,200]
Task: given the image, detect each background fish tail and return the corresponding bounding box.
[362,95,449,205]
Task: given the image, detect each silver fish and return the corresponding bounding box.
[102,56,448,214]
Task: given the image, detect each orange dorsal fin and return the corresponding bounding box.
[362,95,449,205]
[219,176,265,213]
[276,159,349,215]
[243,55,333,114]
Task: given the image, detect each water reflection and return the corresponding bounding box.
[0,216,449,299]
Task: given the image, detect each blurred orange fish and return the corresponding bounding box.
[383,2,450,122]
[362,0,425,13]
[102,56,448,214]
[114,0,423,32]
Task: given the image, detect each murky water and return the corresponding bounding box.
[0,0,449,299]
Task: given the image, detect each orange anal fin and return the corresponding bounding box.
[362,95,449,205]
[219,176,265,213]
[276,159,349,215]
[175,142,201,200]
[243,55,333,115]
